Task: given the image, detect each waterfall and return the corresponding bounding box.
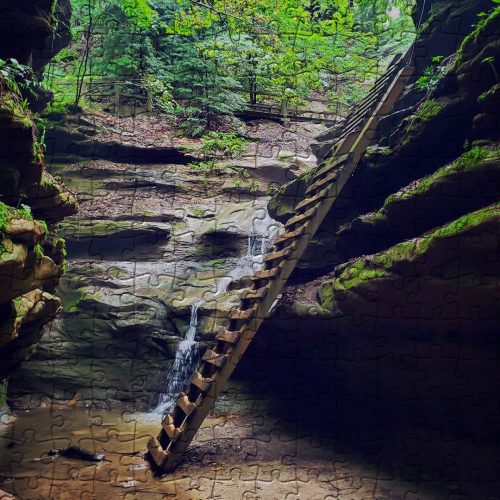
[154,300,203,415]
[154,207,279,415]
[212,233,267,296]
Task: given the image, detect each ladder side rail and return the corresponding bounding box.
[151,63,414,474]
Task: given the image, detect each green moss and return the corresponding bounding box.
[109,267,128,278]
[38,219,48,235]
[190,207,206,218]
[12,297,26,319]
[337,261,390,290]
[34,243,45,259]
[414,99,445,122]
[211,259,226,270]
[381,146,497,208]
[0,380,7,408]
[59,220,130,238]
[452,146,493,169]
[320,205,498,311]
[172,221,188,233]
[55,237,67,259]
[0,95,34,128]
[61,286,89,313]
[455,7,500,68]
[402,99,446,146]
[298,168,315,182]
[0,201,35,244]
[431,204,497,239]
[377,205,497,263]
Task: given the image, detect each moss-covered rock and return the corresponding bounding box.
[0,0,72,75]
[411,0,493,74]
[0,289,61,348]
[25,171,78,223]
[335,144,500,259]
[317,204,499,333]
[0,0,74,411]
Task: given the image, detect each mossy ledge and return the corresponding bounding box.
[318,204,500,327]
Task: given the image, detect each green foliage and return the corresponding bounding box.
[266,185,279,196]
[0,58,37,99]
[481,55,499,80]
[416,56,446,92]
[187,160,220,174]
[0,201,35,254]
[201,132,246,158]
[144,75,175,113]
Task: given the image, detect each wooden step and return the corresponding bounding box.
[216,327,241,345]
[310,153,349,182]
[202,349,228,368]
[306,170,341,195]
[162,414,182,441]
[263,246,293,263]
[147,437,168,467]
[191,370,213,391]
[284,206,317,229]
[241,286,269,301]
[177,392,197,417]
[295,187,330,212]
[274,226,305,246]
[229,307,256,321]
[252,267,281,281]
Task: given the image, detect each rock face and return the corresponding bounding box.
[257,5,500,493]
[0,0,76,415]
[262,4,500,491]
[9,117,284,407]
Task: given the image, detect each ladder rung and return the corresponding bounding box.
[306,170,341,195]
[162,414,182,441]
[263,246,293,263]
[252,267,281,281]
[311,153,349,181]
[177,392,197,417]
[295,187,330,211]
[229,307,256,321]
[191,370,213,391]
[274,226,305,246]
[284,206,317,229]
[241,286,268,301]
[147,437,168,467]
[202,349,228,368]
[216,327,241,344]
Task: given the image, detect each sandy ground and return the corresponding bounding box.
[0,395,441,500]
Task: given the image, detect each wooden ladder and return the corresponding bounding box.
[147,51,415,474]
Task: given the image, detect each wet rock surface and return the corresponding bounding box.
[9,117,300,407]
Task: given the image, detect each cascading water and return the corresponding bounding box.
[154,207,279,415]
[154,299,203,415]
[212,233,268,296]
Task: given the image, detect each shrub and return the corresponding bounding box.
[201,132,246,158]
